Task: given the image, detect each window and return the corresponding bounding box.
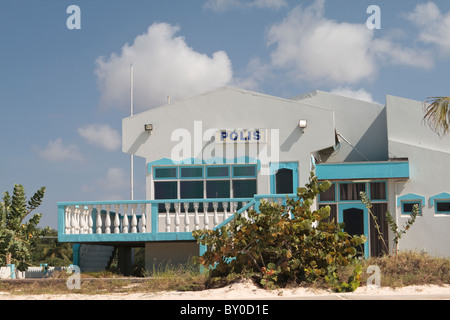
[430,193,450,215]
[152,164,257,205]
[154,167,177,179]
[233,165,256,178]
[402,201,421,215]
[397,193,424,216]
[180,167,203,179]
[319,183,336,202]
[233,179,257,198]
[206,180,230,198]
[436,201,450,214]
[206,166,229,178]
[340,183,366,201]
[370,182,386,200]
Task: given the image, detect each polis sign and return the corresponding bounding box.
[216,129,267,143]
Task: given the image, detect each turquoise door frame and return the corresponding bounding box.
[338,203,370,259]
[269,162,299,194]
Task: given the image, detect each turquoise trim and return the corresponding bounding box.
[148,157,262,173]
[316,161,409,180]
[59,232,195,243]
[430,192,450,206]
[397,193,425,207]
[7,264,15,279]
[338,203,369,259]
[269,162,299,194]
[72,244,81,266]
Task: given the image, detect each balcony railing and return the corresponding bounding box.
[57,194,296,243]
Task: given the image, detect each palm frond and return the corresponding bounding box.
[423,96,450,136]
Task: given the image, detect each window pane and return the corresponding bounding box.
[180,181,203,199]
[436,202,450,212]
[154,181,177,199]
[154,167,177,179]
[340,183,366,201]
[206,180,230,198]
[180,167,203,178]
[403,202,420,214]
[319,184,336,202]
[233,179,256,198]
[233,165,256,177]
[206,166,229,178]
[370,182,386,200]
[275,168,293,194]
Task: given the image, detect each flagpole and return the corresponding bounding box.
[130,64,134,201]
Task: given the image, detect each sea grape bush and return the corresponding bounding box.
[193,173,366,292]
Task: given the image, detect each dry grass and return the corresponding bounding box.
[361,251,450,288]
[0,251,448,295]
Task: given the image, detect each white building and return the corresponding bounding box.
[58,86,450,274]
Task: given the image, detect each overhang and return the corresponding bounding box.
[316,160,409,180]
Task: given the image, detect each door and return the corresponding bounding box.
[339,203,369,259]
[270,162,298,195]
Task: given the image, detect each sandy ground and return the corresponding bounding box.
[0,280,449,300]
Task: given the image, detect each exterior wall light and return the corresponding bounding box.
[299,120,307,133]
[144,124,153,132]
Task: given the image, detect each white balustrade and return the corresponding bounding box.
[62,198,269,237]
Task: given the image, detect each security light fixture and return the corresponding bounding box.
[145,124,153,132]
[299,120,307,133]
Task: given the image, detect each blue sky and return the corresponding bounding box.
[1,0,450,229]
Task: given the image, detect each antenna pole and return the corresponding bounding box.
[130,64,134,201]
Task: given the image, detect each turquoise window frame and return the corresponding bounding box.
[397,193,424,216]
[153,166,178,180]
[401,200,422,215]
[435,201,450,214]
[430,192,450,215]
[269,162,299,194]
[206,165,230,179]
[180,166,204,179]
[232,164,257,178]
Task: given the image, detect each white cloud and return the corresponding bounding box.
[97,167,129,192]
[95,22,232,111]
[406,1,450,54]
[33,138,83,162]
[204,0,287,11]
[81,167,130,200]
[266,0,434,86]
[78,124,121,151]
[330,87,376,104]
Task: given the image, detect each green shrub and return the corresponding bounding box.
[193,173,366,292]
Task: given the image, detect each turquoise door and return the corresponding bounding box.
[339,203,369,259]
[269,162,299,194]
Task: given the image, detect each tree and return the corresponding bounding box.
[0,184,49,271]
[194,173,366,292]
[423,97,450,136]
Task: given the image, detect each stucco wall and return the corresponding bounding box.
[387,95,450,257]
[123,86,337,195]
